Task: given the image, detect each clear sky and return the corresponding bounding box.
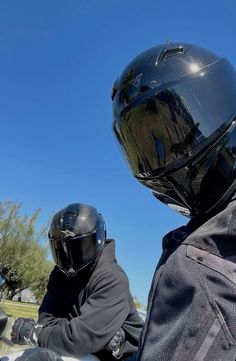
[0,0,235,305]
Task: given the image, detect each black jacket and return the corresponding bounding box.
[37,240,143,360]
[138,199,236,361]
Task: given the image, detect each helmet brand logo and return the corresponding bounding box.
[130,73,143,88]
[61,229,75,237]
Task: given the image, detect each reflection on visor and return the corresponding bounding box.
[114,59,236,179]
[50,231,100,274]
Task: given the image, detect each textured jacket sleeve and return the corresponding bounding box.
[37,266,132,358]
[139,244,236,361]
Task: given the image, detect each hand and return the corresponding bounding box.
[106,328,125,357]
[11,317,36,345]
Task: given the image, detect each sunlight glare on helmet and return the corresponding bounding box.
[189,63,200,73]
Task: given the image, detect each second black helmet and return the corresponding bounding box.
[49,203,106,277]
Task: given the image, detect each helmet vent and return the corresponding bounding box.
[157,46,184,64]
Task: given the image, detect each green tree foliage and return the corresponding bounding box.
[133,295,147,311]
[31,259,54,302]
[0,201,53,301]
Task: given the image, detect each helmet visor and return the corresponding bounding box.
[113,59,236,179]
[49,231,100,275]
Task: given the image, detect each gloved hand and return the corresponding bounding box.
[106,328,125,358]
[11,317,42,346]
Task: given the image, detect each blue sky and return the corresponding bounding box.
[0,0,235,305]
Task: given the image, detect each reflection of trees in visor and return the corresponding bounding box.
[118,92,202,177]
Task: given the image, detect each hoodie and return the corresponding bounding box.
[37,240,143,360]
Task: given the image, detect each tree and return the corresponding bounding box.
[0,201,50,299]
[31,260,54,302]
[133,295,147,311]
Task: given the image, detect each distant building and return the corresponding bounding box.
[12,289,37,304]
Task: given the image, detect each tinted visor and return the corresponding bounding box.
[50,231,101,275]
[113,59,236,179]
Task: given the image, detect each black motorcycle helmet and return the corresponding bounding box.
[112,42,236,218]
[49,203,106,277]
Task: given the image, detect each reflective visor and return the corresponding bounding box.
[113,59,236,179]
[49,231,99,274]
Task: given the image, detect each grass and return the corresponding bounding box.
[0,301,39,355]
[0,300,39,319]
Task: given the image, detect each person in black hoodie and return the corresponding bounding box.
[11,203,143,361]
[111,42,236,360]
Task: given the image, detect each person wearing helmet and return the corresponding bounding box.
[10,203,143,361]
[112,42,236,361]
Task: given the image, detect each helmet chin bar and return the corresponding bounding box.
[153,179,236,220]
[67,267,77,277]
[58,265,78,278]
[59,251,101,278]
[60,263,90,278]
[165,203,191,217]
[197,178,236,221]
[140,122,236,219]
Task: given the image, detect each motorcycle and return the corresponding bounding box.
[0,272,99,361]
